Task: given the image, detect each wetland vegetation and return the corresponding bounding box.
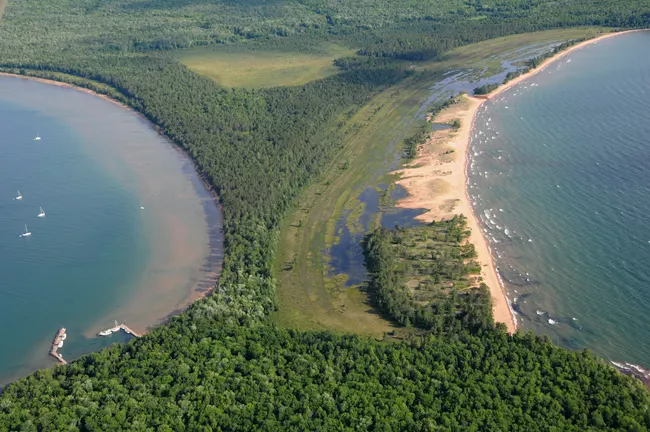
[1,0,650,428]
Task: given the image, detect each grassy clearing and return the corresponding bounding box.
[175,44,354,88]
[272,28,610,335]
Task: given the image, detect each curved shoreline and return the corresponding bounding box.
[395,29,645,333]
[0,72,224,336]
[467,29,646,331]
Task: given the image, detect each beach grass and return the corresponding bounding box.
[175,43,353,88]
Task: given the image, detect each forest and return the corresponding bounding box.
[1,0,650,429]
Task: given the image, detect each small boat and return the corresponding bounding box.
[97,329,113,337]
[34,134,41,141]
[57,341,63,348]
[61,333,67,340]
[37,206,45,218]
[15,190,23,200]
[20,224,31,237]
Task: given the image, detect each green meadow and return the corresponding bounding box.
[175,44,354,88]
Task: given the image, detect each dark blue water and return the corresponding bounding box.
[469,31,650,365]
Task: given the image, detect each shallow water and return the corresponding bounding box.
[0,77,222,384]
[469,32,650,364]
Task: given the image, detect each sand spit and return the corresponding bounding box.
[392,29,645,333]
[393,95,516,332]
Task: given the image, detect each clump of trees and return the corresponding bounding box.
[362,216,494,333]
[474,83,500,95]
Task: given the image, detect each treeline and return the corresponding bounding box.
[2,318,650,430]
[362,216,494,334]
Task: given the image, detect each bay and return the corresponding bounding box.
[0,76,223,384]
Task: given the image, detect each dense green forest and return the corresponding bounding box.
[1,0,650,429]
[362,217,494,334]
[3,321,650,430]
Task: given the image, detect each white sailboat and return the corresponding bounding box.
[14,190,23,200]
[33,134,41,141]
[20,224,31,237]
[37,206,45,218]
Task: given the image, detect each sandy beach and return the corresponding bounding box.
[393,29,643,333]
[393,95,517,331]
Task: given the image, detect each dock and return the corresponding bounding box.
[97,321,141,338]
[49,328,68,365]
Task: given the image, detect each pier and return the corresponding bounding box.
[97,321,141,338]
[49,328,67,365]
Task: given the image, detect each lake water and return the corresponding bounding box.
[469,31,650,365]
[0,76,223,384]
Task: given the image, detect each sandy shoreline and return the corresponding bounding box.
[393,29,644,333]
[479,29,646,102]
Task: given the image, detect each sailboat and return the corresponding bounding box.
[33,134,41,141]
[20,224,31,237]
[37,206,45,218]
[14,190,23,200]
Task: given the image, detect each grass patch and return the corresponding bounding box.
[175,43,354,88]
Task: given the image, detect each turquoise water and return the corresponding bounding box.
[470,31,650,365]
[0,77,222,384]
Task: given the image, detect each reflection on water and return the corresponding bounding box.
[327,184,426,286]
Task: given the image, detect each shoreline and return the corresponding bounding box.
[0,72,224,337]
[0,72,132,111]
[394,29,644,333]
[478,29,647,102]
[393,95,517,332]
